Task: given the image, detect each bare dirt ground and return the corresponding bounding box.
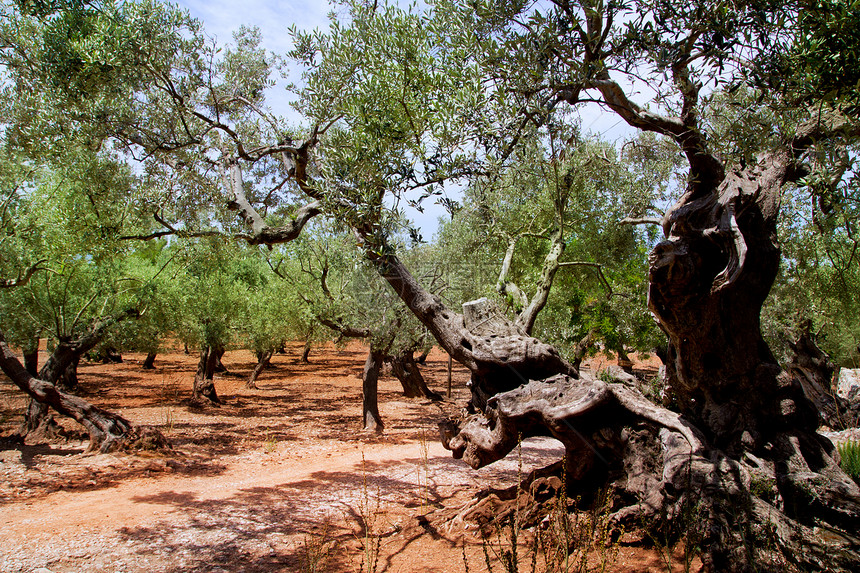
[0,342,696,572]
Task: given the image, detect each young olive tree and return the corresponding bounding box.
[166,239,252,404]
[235,248,313,389]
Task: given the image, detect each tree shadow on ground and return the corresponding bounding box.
[0,442,85,468]
[113,442,549,573]
[117,477,435,571]
[0,445,228,505]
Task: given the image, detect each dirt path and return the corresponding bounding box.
[0,343,686,572]
[1,434,564,572]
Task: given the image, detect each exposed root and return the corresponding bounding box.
[442,371,860,572]
[113,426,172,454]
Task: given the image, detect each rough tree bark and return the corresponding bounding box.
[300,340,311,363]
[0,329,143,452]
[57,355,81,391]
[388,350,442,401]
[362,349,385,432]
[441,373,860,572]
[19,398,58,441]
[212,347,228,374]
[247,348,274,389]
[787,322,860,430]
[193,345,222,404]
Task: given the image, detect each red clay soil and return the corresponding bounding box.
[0,342,698,572]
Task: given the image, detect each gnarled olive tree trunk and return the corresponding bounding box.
[18,310,139,441]
[247,348,274,389]
[438,121,858,570]
[0,329,140,452]
[647,151,819,453]
[193,345,222,404]
[786,321,860,430]
[388,349,442,401]
[273,110,860,571]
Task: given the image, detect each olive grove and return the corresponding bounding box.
[1,0,859,570]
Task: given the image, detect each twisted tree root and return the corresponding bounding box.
[441,372,860,572]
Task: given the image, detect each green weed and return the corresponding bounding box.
[159,375,179,434]
[418,429,431,512]
[264,430,278,453]
[838,439,860,483]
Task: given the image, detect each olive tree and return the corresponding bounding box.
[285,2,860,569]
[0,148,144,451]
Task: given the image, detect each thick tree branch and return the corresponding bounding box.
[495,235,529,311]
[792,109,860,156]
[235,201,323,246]
[516,229,565,334]
[223,161,265,235]
[355,228,577,396]
[619,216,662,226]
[119,211,227,241]
[0,259,47,289]
[589,74,724,197]
[355,228,478,369]
[316,316,371,339]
